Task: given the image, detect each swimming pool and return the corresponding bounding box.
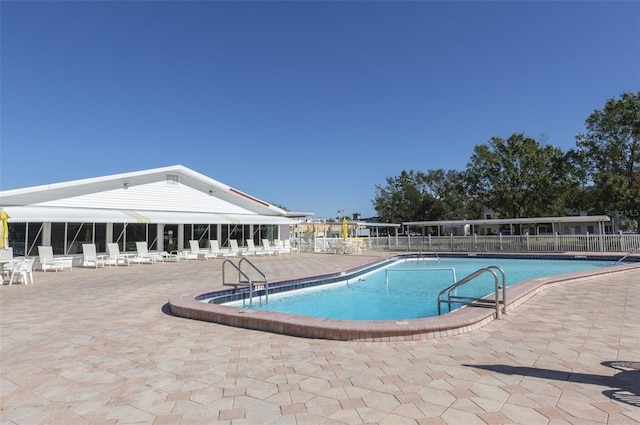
[225,257,614,320]
[169,253,638,341]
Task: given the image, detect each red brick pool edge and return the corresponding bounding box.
[168,262,640,341]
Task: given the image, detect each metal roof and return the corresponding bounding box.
[403,216,611,226]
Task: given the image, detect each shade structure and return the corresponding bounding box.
[1,206,296,225]
[0,209,10,249]
[341,217,348,238]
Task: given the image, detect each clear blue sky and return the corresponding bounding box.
[1,1,638,219]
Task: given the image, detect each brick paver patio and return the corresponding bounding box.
[1,252,638,424]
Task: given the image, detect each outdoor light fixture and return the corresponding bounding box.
[123,183,131,189]
[209,189,214,195]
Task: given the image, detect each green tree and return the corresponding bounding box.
[423,169,484,220]
[373,170,445,223]
[372,169,484,223]
[563,139,592,214]
[575,91,640,221]
[465,133,574,218]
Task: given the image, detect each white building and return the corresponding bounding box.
[0,165,311,257]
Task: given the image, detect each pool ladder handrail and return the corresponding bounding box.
[615,246,640,265]
[437,265,507,319]
[221,257,269,307]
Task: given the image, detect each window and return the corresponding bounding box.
[26,223,43,256]
[51,223,66,255]
[113,223,126,250]
[262,225,277,242]
[66,223,93,255]
[126,224,147,251]
[148,225,158,251]
[7,223,26,256]
[193,224,210,247]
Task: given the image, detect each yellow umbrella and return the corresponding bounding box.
[0,209,10,249]
[341,217,348,238]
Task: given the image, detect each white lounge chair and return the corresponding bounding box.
[187,240,209,260]
[38,246,72,271]
[262,239,279,255]
[204,240,222,259]
[228,239,244,257]
[234,239,254,256]
[135,242,163,264]
[283,239,297,254]
[216,240,239,258]
[245,239,266,256]
[272,239,285,255]
[209,240,238,258]
[82,243,106,268]
[106,243,131,266]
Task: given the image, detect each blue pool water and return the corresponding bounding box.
[231,258,614,320]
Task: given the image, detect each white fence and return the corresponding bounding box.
[299,233,640,254]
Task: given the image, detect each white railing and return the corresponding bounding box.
[298,233,640,254]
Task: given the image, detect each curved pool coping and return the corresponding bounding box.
[168,255,640,341]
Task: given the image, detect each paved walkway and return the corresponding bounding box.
[1,252,638,424]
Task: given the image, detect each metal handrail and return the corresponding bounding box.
[487,265,507,315]
[615,246,640,265]
[221,258,269,307]
[437,266,507,319]
[239,257,269,304]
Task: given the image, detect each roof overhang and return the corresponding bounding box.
[358,222,402,228]
[4,206,139,223]
[3,206,296,225]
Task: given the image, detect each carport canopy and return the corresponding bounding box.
[403,215,611,236]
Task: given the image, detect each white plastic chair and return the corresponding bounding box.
[187,240,208,260]
[262,239,279,255]
[228,240,244,257]
[133,242,161,264]
[5,258,35,285]
[204,240,221,259]
[284,240,297,254]
[2,257,20,283]
[38,246,67,271]
[245,239,265,256]
[82,243,106,268]
[219,240,239,258]
[107,243,130,266]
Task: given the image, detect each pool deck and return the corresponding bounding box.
[1,251,639,424]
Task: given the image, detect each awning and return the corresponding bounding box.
[219,214,296,225]
[3,206,296,225]
[130,210,231,224]
[4,206,138,223]
[138,212,296,225]
[132,211,294,225]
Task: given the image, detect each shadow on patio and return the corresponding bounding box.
[463,360,640,407]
